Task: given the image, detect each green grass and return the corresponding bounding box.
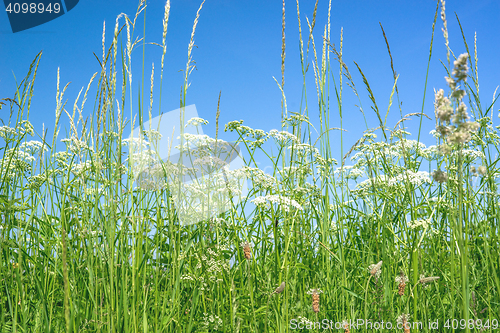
[1,0,500,332]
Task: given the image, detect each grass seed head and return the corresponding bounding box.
[369,260,382,278]
[274,281,286,294]
[419,275,440,286]
[307,289,323,313]
[241,241,251,260]
[396,272,408,296]
[397,314,411,333]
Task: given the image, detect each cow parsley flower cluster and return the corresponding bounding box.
[251,194,303,212]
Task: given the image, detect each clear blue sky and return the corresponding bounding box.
[1,0,499,166]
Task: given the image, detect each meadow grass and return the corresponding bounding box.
[1,0,500,332]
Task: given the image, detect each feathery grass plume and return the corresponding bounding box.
[215,91,221,143]
[241,241,251,260]
[160,0,170,84]
[149,63,154,122]
[396,272,409,296]
[441,0,450,65]
[307,288,323,313]
[434,53,480,151]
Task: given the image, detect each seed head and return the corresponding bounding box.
[419,275,440,286]
[477,165,487,176]
[307,289,323,313]
[241,241,251,260]
[397,313,411,333]
[431,169,448,183]
[395,272,409,296]
[273,281,286,294]
[369,260,382,278]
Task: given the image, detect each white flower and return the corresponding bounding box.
[193,155,227,168]
[407,218,431,229]
[186,117,209,127]
[452,149,484,161]
[251,194,303,212]
[268,129,299,144]
[0,126,17,140]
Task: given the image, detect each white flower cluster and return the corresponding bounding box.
[394,138,426,155]
[288,142,319,156]
[268,129,299,145]
[390,170,431,187]
[61,136,93,154]
[407,218,431,229]
[355,170,431,194]
[334,165,364,180]
[0,125,17,140]
[201,313,223,331]
[20,140,47,155]
[251,194,303,212]
[195,248,230,275]
[243,166,278,191]
[451,149,485,161]
[186,116,209,127]
[193,155,227,168]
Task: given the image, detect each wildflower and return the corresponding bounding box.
[0,125,17,140]
[186,117,209,127]
[180,274,195,281]
[369,260,382,279]
[431,169,448,183]
[407,218,431,229]
[395,272,409,296]
[268,129,299,144]
[201,313,222,330]
[251,194,303,212]
[12,263,19,269]
[307,289,323,313]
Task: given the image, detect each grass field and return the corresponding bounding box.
[1,0,499,332]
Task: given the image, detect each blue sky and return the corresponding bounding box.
[1,0,500,169]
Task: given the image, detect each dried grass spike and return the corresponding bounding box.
[241,241,251,260]
[396,272,408,296]
[307,288,323,313]
[419,276,440,284]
